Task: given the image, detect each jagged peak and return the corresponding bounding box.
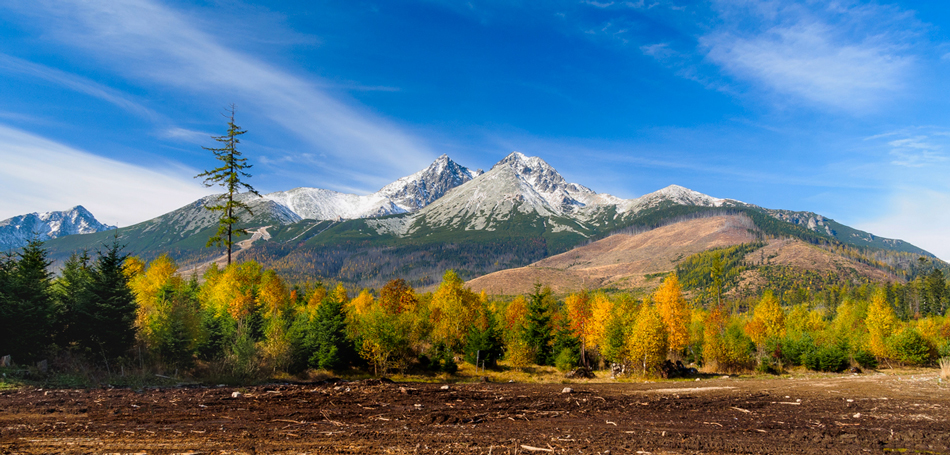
[493,151,551,172]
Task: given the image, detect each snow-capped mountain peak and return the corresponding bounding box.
[615,184,739,214]
[0,205,116,251]
[262,154,481,221]
[377,154,482,211]
[490,152,598,214]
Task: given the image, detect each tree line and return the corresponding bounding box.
[2,239,947,380]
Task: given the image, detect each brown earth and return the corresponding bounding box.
[468,215,758,295]
[2,371,948,454]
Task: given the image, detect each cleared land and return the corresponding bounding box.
[2,370,948,454]
[467,215,900,295]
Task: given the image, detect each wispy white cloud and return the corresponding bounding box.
[7,0,432,179]
[700,2,918,112]
[0,53,158,119]
[159,127,213,145]
[0,123,209,226]
[865,127,950,169]
[888,136,948,167]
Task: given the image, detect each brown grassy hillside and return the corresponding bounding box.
[467,214,901,296]
[467,215,757,295]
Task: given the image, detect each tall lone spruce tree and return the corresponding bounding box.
[196,105,260,265]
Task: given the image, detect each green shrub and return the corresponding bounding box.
[755,356,780,374]
[852,349,877,369]
[554,347,579,372]
[711,321,755,372]
[780,334,816,367]
[937,340,950,359]
[886,328,933,366]
[803,344,848,372]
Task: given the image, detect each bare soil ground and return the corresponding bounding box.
[3,370,948,454]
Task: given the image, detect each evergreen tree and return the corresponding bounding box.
[0,240,56,363]
[521,283,553,365]
[463,301,504,368]
[85,239,137,361]
[306,297,355,370]
[924,269,947,316]
[54,251,94,349]
[195,105,260,265]
[0,252,10,352]
[153,280,202,370]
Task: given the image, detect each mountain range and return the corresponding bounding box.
[0,206,115,251]
[9,152,941,292]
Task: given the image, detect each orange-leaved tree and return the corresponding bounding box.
[564,291,592,366]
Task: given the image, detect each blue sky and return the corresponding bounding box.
[0,0,948,260]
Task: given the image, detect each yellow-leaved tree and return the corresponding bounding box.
[626,300,669,375]
[585,292,614,359]
[745,291,786,348]
[129,254,182,347]
[653,275,689,355]
[429,270,480,351]
[865,288,898,359]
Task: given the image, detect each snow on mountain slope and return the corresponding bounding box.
[0,206,116,251]
[493,152,599,213]
[264,188,403,220]
[616,184,738,214]
[408,152,622,232]
[263,154,480,221]
[378,154,482,211]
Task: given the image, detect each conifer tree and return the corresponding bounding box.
[0,240,55,363]
[86,239,137,361]
[522,283,553,365]
[306,296,355,370]
[195,105,260,265]
[463,300,504,368]
[55,251,94,348]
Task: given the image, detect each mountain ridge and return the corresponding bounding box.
[27,152,941,290]
[0,205,116,251]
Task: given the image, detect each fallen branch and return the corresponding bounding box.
[322,411,344,426]
[520,445,554,453]
[730,407,751,414]
[273,419,304,424]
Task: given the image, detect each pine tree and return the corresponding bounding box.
[195,105,260,265]
[0,241,56,363]
[522,283,553,365]
[54,251,94,349]
[86,239,137,361]
[463,300,504,368]
[306,296,354,370]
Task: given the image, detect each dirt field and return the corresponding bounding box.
[2,370,948,454]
